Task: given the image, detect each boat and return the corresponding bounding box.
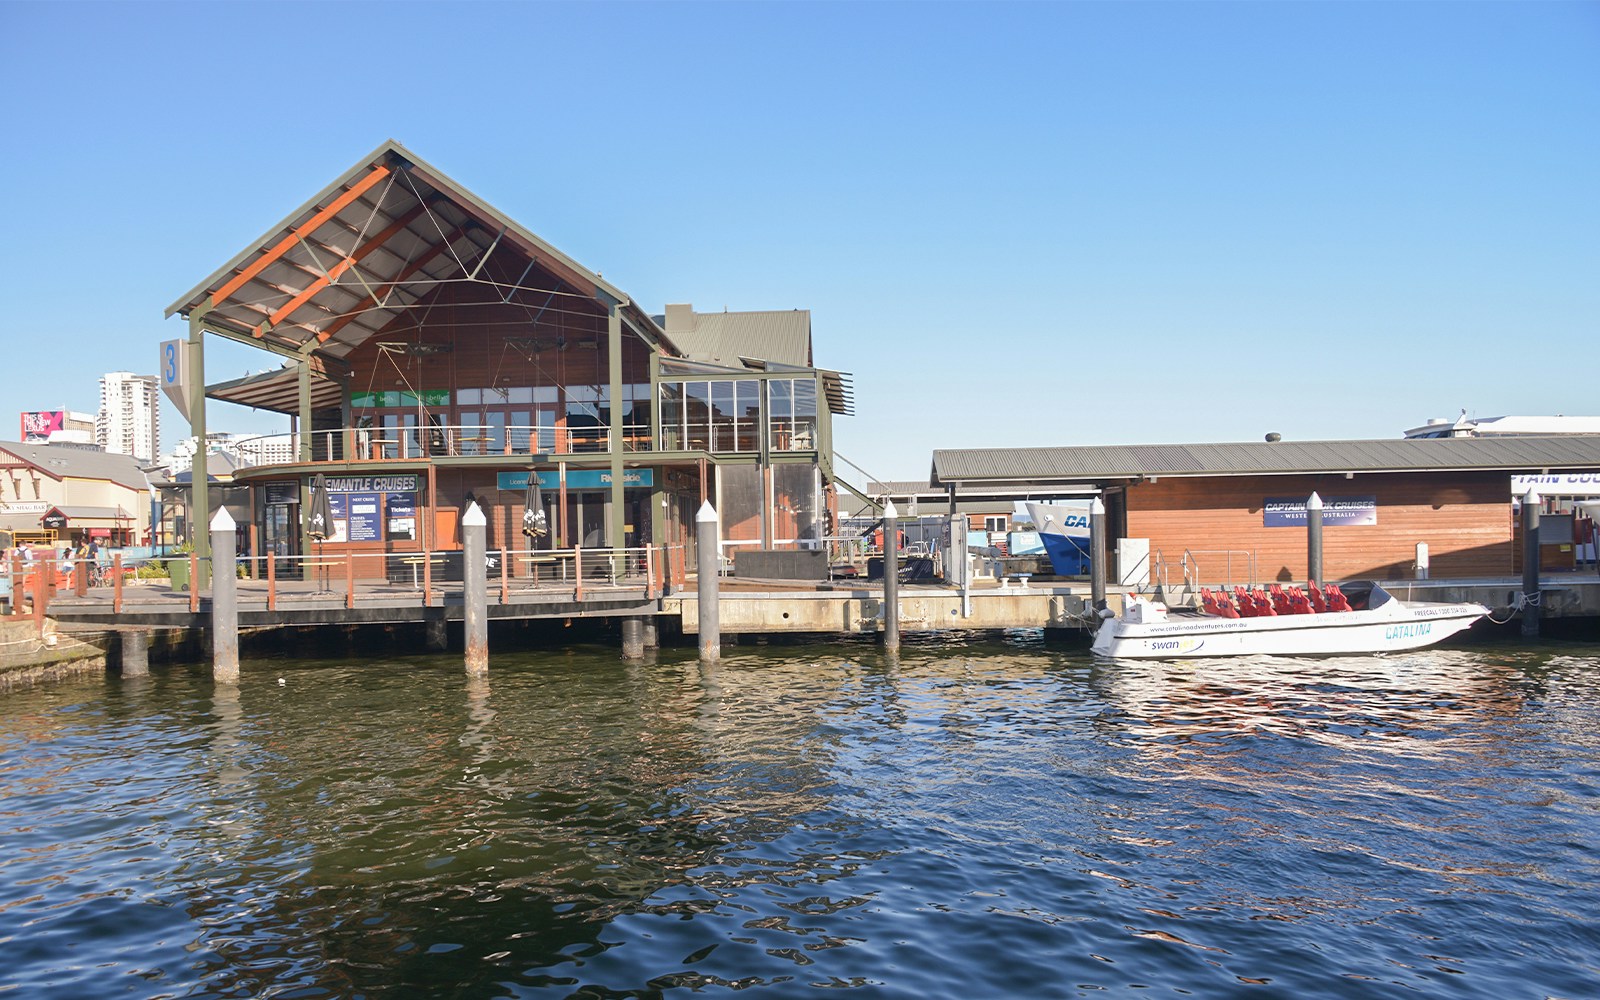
[1022,501,1093,576]
[1091,580,1488,659]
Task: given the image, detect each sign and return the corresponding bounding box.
[1264,495,1377,527]
[497,469,654,491]
[321,474,419,493]
[0,502,48,515]
[41,508,67,529]
[264,482,299,506]
[159,339,190,421]
[386,493,417,541]
[20,411,66,442]
[346,493,381,542]
[1512,474,1600,497]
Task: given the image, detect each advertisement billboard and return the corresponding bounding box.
[20,411,67,442]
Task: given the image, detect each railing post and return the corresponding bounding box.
[499,548,508,605]
[574,545,584,602]
[189,552,200,614]
[267,551,277,611]
[646,545,657,600]
[345,551,355,609]
[113,553,124,613]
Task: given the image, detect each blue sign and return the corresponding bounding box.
[1264,496,1377,527]
[497,469,654,491]
[346,493,381,542]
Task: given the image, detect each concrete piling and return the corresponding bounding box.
[643,618,659,649]
[1306,491,1324,585]
[210,508,239,684]
[463,501,489,675]
[621,617,645,659]
[882,498,901,652]
[1089,497,1107,611]
[121,629,149,678]
[1522,487,1541,639]
[697,500,721,662]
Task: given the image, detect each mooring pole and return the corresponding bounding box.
[1306,491,1324,586]
[210,507,239,684]
[463,501,489,676]
[1089,497,1107,611]
[882,498,901,652]
[121,629,150,678]
[696,500,721,662]
[1521,487,1541,639]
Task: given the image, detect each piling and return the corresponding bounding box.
[463,501,489,676]
[121,629,150,678]
[210,508,239,684]
[1521,487,1541,639]
[643,618,659,649]
[1089,497,1107,610]
[696,500,721,662]
[425,610,448,652]
[1306,491,1324,585]
[621,617,645,660]
[882,498,901,652]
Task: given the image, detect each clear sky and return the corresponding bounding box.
[1,1,1595,481]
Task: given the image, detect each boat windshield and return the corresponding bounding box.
[1336,580,1393,611]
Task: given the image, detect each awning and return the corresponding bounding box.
[208,365,345,415]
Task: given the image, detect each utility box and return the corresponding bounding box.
[1117,538,1150,589]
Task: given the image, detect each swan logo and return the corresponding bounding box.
[1149,637,1205,653]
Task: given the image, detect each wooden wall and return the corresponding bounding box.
[1126,472,1512,583]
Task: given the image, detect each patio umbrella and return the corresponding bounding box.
[306,474,335,541]
[521,473,548,540]
[306,474,335,591]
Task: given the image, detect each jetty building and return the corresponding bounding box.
[163,141,854,582]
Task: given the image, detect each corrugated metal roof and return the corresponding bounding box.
[668,310,813,368]
[932,436,1600,485]
[207,365,344,415]
[0,441,151,491]
[166,140,667,363]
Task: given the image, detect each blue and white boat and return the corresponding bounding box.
[1022,501,1093,576]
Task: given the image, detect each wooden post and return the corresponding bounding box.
[697,500,721,662]
[1306,491,1324,586]
[345,552,355,609]
[462,501,488,676]
[646,545,657,600]
[210,507,239,683]
[882,498,901,652]
[266,551,277,611]
[1522,487,1541,639]
[574,544,584,602]
[113,553,124,613]
[189,552,200,614]
[499,548,508,605]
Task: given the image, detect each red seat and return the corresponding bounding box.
[1307,580,1328,613]
[1324,583,1352,613]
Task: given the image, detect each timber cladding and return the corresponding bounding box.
[1125,472,1512,583]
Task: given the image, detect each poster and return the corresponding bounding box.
[346,493,381,542]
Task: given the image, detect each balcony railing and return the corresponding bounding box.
[225,425,654,467]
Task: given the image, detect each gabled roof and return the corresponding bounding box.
[167,140,668,361]
[0,441,151,491]
[932,435,1600,487]
[664,307,813,368]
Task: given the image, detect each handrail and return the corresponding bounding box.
[1181,549,1257,588]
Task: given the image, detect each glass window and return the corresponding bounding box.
[659,381,684,450]
[457,389,482,405]
[685,381,711,451]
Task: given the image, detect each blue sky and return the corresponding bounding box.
[1,1,1595,480]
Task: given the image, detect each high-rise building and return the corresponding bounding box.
[97,372,161,464]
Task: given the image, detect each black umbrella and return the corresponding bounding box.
[521,472,548,541]
[307,474,335,541]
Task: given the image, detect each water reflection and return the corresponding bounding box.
[1,641,1598,998]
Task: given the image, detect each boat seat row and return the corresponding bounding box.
[1198,582,1352,618]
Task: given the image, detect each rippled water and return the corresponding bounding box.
[3,636,1599,998]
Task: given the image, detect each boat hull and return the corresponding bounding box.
[1091,599,1488,659]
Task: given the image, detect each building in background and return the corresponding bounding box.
[0,440,152,548]
[20,410,96,445]
[168,432,294,475]
[97,372,161,464]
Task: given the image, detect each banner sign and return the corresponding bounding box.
[1512,474,1600,497]
[320,474,419,493]
[1264,495,1377,527]
[159,339,190,420]
[497,469,654,491]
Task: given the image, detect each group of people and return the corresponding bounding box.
[8,538,104,579]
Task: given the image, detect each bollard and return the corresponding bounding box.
[882,498,901,652]
[121,629,150,678]
[1306,491,1324,586]
[621,617,645,660]
[1521,487,1541,639]
[210,507,239,684]
[463,501,489,675]
[696,500,721,662]
[1089,497,1107,611]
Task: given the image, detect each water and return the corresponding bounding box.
[3,637,1599,998]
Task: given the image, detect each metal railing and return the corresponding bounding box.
[229,426,656,465]
[1180,549,1257,589]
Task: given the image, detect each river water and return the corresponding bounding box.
[2,635,1598,998]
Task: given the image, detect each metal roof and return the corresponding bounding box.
[931,436,1600,486]
[207,365,345,415]
[667,309,813,368]
[167,139,668,363]
[0,441,152,490]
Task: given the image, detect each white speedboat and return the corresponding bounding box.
[1091,581,1488,659]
